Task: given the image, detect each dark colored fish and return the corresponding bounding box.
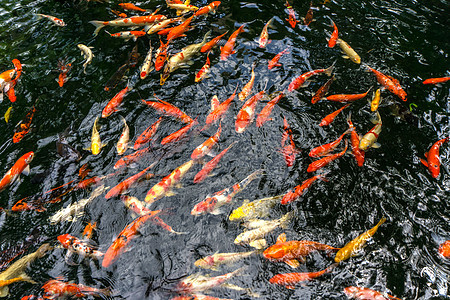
[388,101,419,127]
[56,132,82,161]
[13,102,37,143]
[104,44,140,91]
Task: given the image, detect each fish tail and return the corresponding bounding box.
[279,211,293,229]
[376,216,387,228]
[239,169,264,189]
[89,20,106,36]
[324,60,336,76]
[201,30,212,45]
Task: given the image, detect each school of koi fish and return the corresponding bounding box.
[0,0,449,299]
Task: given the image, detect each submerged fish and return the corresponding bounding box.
[229,195,283,222]
[42,279,111,299]
[194,251,256,271]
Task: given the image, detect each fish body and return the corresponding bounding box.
[263,233,339,268]
[0,68,15,102]
[258,18,274,48]
[229,195,283,221]
[325,88,370,102]
[303,2,314,26]
[423,77,450,85]
[194,1,221,16]
[0,151,34,192]
[140,41,153,79]
[220,24,245,61]
[337,38,361,64]
[83,222,97,239]
[89,15,167,36]
[155,39,170,71]
[439,240,450,258]
[105,164,155,199]
[146,17,181,35]
[142,96,193,123]
[312,75,335,104]
[36,13,65,26]
[102,86,129,118]
[309,128,351,158]
[269,264,336,289]
[41,279,110,299]
[279,117,299,167]
[328,20,338,48]
[176,268,242,294]
[420,137,448,178]
[191,169,263,215]
[134,117,162,149]
[145,160,195,204]
[347,113,365,167]
[319,104,351,126]
[281,174,327,205]
[77,44,94,74]
[111,10,127,18]
[118,3,147,12]
[167,15,195,41]
[86,117,107,155]
[57,234,103,259]
[194,141,237,183]
[116,117,130,155]
[256,92,285,127]
[114,147,150,169]
[366,66,407,101]
[359,111,382,151]
[288,64,334,92]
[201,31,228,53]
[194,251,255,270]
[343,286,402,300]
[235,89,266,133]
[335,217,387,263]
[370,88,382,111]
[307,140,348,172]
[205,86,238,125]
[268,48,289,70]
[195,53,210,83]
[238,65,255,102]
[161,119,197,145]
[191,124,221,160]
[13,103,37,143]
[285,1,299,28]
[107,30,146,41]
[166,1,199,15]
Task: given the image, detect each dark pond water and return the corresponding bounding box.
[0,0,449,299]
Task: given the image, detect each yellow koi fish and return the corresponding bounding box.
[337,38,361,64]
[229,194,283,222]
[370,88,382,111]
[85,116,107,155]
[116,116,129,155]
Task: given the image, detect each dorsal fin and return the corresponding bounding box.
[276,233,286,244]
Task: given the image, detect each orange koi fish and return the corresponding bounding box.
[303,2,314,26]
[256,92,285,127]
[161,119,198,145]
[57,59,71,87]
[90,15,167,36]
[105,164,155,199]
[4,59,22,103]
[288,64,334,92]
[0,68,16,102]
[167,15,195,41]
[319,103,351,126]
[118,3,147,12]
[102,214,154,267]
[310,128,352,158]
[279,117,300,167]
[269,263,337,289]
[365,66,407,101]
[324,88,371,102]
[205,85,238,125]
[238,64,255,101]
[263,233,339,267]
[235,88,266,133]
[439,240,450,258]
[142,95,193,124]
[75,176,103,190]
[258,17,274,48]
[285,1,299,28]
[344,286,402,300]
[347,113,365,167]
[420,137,448,178]
[328,20,338,48]
[220,24,245,61]
[201,31,228,53]
[102,85,130,118]
[36,13,66,26]
[113,147,151,169]
[106,30,146,41]
[423,77,450,85]
[281,174,328,205]
[194,141,237,184]
[146,17,182,35]
[42,279,111,298]
[195,52,211,83]
[0,151,34,192]
[268,48,289,70]
[307,140,348,172]
[145,159,195,204]
[194,1,221,17]
[82,222,97,239]
[155,39,170,71]
[13,102,37,143]
[191,124,221,160]
[134,117,163,150]
[111,10,127,18]
[57,234,104,259]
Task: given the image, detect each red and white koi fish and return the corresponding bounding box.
[57,234,103,260]
[194,1,221,17]
[36,13,66,26]
[195,52,211,83]
[281,174,328,205]
[347,113,365,167]
[145,160,196,204]
[175,268,243,295]
[307,140,348,172]
[268,48,289,70]
[359,111,382,151]
[420,137,448,178]
[343,286,402,300]
[105,164,155,199]
[256,92,285,127]
[328,20,338,48]
[194,141,237,183]
[167,15,195,41]
[155,39,170,71]
[0,67,16,102]
[201,31,228,53]
[134,117,163,150]
[42,279,111,299]
[4,59,22,103]
[288,63,334,92]
[279,117,300,167]
[269,263,337,289]
[116,117,129,155]
[140,41,154,79]
[311,75,335,104]
[118,3,147,12]
[258,17,274,48]
[365,66,407,101]
[142,95,193,123]
[309,128,352,158]
[161,119,198,145]
[235,87,267,133]
[114,147,150,169]
[191,169,263,215]
[0,151,34,192]
[205,85,238,125]
[191,124,221,160]
[285,1,299,28]
[439,240,450,258]
[220,24,245,61]
[324,88,371,102]
[319,104,351,126]
[102,85,130,118]
[106,30,146,41]
[238,64,255,101]
[423,77,450,85]
[89,15,167,36]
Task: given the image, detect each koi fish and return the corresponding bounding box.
[281,174,328,205]
[102,85,130,118]
[302,1,315,26]
[166,0,199,15]
[0,277,34,290]
[194,1,221,17]
[13,102,37,143]
[365,66,407,101]
[347,113,365,167]
[309,128,352,158]
[337,38,361,64]
[269,263,337,289]
[263,233,339,268]
[268,48,289,70]
[175,268,243,295]
[134,117,163,149]
[140,41,153,79]
[142,95,193,123]
[82,222,97,239]
[0,68,15,103]
[84,117,107,155]
[194,250,256,271]
[89,15,167,36]
[116,117,130,155]
[145,159,195,204]
[77,44,94,74]
[370,88,382,111]
[238,64,255,102]
[256,92,285,127]
[201,31,228,53]
[118,2,147,12]
[102,213,154,267]
[57,234,104,260]
[104,45,139,91]
[4,59,21,102]
[191,169,264,215]
[288,63,334,92]
[423,77,450,85]
[229,194,283,221]
[195,52,211,83]
[335,217,386,263]
[146,17,182,35]
[167,15,195,41]
[324,88,371,102]
[154,39,170,71]
[194,141,237,183]
[41,279,111,299]
[4,106,12,123]
[0,151,34,192]
[105,164,155,199]
[279,117,300,167]
[57,58,71,87]
[171,295,232,300]
[307,139,348,172]
[320,104,351,126]
[106,30,146,41]
[191,124,221,160]
[420,137,449,178]
[205,85,238,125]
[111,10,127,18]
[439,240,450,258]
[161,119,198,145]
[220,24,245,61]
[114,147,151,169]
[285,1,299,28]
[343,286,402,300]
[258,17,274,48]
[235,88,266,133]
[327,20,338,48]
[359,111,382,151]
[36,13,65,26]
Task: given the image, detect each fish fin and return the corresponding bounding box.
[89,20,106,36]
[276,233,286,244]
[420,158,429,167]
[22,165,30,176]
[285,285,296,290]
[285,259,300,268]
[342,55,350,59]
[0,286,9,297]
[424,151,428,158]
[301,81,311,88]
[371,142,381,148]
[249,239,267,249]
[166,190,177,196]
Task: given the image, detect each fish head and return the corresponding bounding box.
[343,286,361,297]
[57,234,73,248]
[11,199,30,212]
[24,151,35,164]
